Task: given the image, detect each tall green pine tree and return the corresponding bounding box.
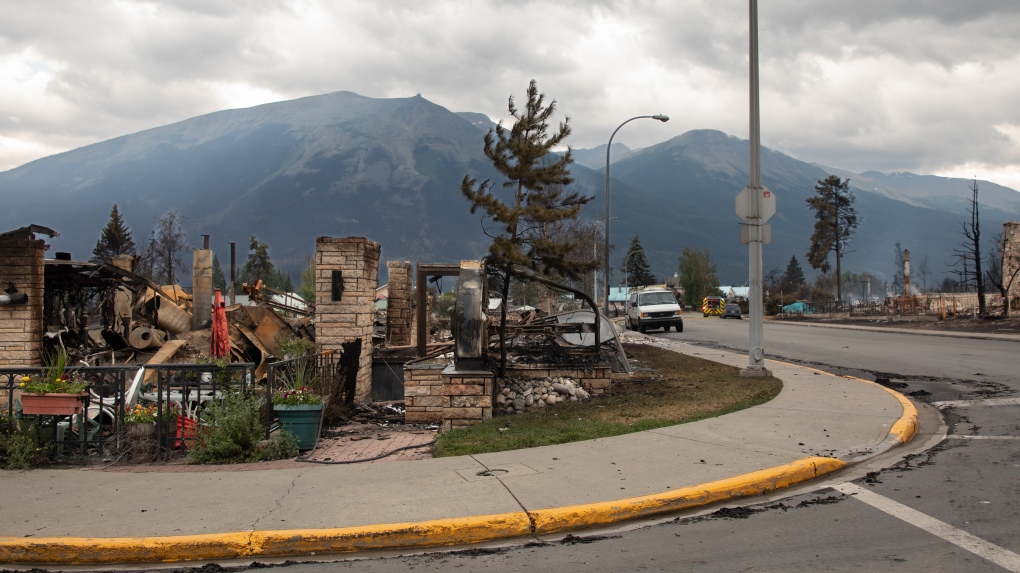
[461,79,595,375]
[806,175,859,303]
[621,236,656,286]
[211,255,227,291]
[92,204,136,263]
[781,255,805,289]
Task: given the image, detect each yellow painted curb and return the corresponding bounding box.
[851,377,919,446]
[0,512,532,565]
[531,456,846,534]
[768,359,919,447]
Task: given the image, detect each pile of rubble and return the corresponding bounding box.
[495,376,591,415]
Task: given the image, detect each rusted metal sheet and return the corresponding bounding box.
[233,322,270,380]
[253,315,285,356]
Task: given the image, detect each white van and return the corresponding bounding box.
[625,288,684,333]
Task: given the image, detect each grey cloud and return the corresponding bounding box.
[0,0,1017,190]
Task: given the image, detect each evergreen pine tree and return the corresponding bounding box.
[781,255,805,289]
[240,235,276,287]
[211,255,227,291]
[806,175,859,303]
[621,236,656,286]
[298,256,316,303]
[92,204,136,263]
[461,79,595,375]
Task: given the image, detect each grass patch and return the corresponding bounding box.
[433,343,782,457]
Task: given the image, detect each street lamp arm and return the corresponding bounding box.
[603,114,669,314]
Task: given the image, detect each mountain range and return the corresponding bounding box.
[2,90,1017,290]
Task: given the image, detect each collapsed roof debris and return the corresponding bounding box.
[33,248,313,375]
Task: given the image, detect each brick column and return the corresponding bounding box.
[402,363,445,423]
[315,237,380,404]
[192,248,212,330]
[1005,222,1020,303]
[440,366,494,432]
[385,261,413,346]
[0,238,45,366]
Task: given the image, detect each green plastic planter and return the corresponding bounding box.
[273,404,323,451]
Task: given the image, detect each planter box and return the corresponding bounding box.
[21,393,87,416]
[274,404,323,451]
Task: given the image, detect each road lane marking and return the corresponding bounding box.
[948,435,1020,440]
[933,397,1020,408]
[834,482,1020,572]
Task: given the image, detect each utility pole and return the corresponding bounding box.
[738,0,773,377]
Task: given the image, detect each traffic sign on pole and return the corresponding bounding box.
[735,186,776,223]
[740,223,771,244]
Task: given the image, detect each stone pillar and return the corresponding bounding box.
[403,363,445,423]
[440,366,494,432]
[385,261,413,346]
[0,237,46,366]
[315,237,380,404]
[1005,222,1020,303]
[192,248,213,330]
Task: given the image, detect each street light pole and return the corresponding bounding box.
[604,114,669,315]
[623,248,641,290]
[742,0,771,377]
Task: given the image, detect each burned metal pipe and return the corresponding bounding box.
[0,293,28,305]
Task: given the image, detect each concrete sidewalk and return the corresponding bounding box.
[0,339,918,566]
[765,317,1020,342]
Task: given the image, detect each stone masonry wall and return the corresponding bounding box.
[402,362,445,423]
[440,366,494,432]
[505,364,612,395]
[315,237,380,404]
[385,261,413,346]
[0,238,45,366]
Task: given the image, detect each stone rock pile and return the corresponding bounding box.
[495,376,591,415]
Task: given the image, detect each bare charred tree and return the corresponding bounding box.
[461,80,594,376]
[950,180,986,317]
[806,176,859,305]
[534,212,602,297]
[138,209,188,286]
[917,255,932,294]
[987,232,1020,317]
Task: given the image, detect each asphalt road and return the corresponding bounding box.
[146,319,1020,573]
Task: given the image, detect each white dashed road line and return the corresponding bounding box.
[948,435,1020,440]
[834,483,1020,572]
[932,397,1020,409]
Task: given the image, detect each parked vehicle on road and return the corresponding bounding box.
[626,288,684,333]
[721,302,743,319]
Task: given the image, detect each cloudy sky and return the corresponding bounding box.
[2,0,1019,191]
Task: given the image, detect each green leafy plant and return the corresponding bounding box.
[124,403,179,425]
[256,430,299,461]
[277,337,316,360]
[0,432,41,470]
[188,393,266,464]
[0,419,48,470]
[273,387,322,406]
[19,352,88,394]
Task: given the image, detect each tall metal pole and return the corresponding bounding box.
[604,114,669,315]
[743,0,770,377]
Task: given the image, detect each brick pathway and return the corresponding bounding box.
[97,423,438,473]
[304,423,437,463]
